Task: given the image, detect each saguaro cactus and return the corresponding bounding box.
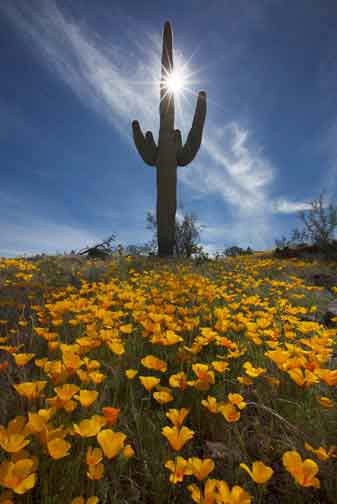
[132,21,207,257]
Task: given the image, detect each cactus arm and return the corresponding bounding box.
[132,120,157,166]
[160,21,174,131]
[177,91,207,166]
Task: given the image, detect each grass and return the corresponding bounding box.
[0,252,336,503]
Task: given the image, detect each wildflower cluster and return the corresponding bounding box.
[0,254,336,502]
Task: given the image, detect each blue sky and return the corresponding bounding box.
[1,0,337,257]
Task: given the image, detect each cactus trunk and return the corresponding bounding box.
[156,165,177,256]
[132,21,206,257]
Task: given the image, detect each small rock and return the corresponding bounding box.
[310,273,337,290]
[326,299,337,318]
[274,244,321,259]
[323,299,337,327]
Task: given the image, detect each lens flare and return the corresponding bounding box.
[164,69,186,94]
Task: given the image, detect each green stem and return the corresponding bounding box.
[234,423,247,457]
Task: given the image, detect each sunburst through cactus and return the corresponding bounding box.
[132,21,207,257]
[164,70,184,94]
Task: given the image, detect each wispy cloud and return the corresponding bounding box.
[0,1,161,139]
[180,122,274,213]
[271,198,312,214]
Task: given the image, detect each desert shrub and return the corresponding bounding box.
[146,210,204,258]
[224,245,253,257]
[192,248,210,264]
[275,192,337,253]
[298,192,337,247]
[77,234,117,259]
[123,242,157,256]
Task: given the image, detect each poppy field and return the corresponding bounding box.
[0,253,336,503]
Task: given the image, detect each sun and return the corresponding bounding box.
[157,56,200,105]
[164,68,186,95]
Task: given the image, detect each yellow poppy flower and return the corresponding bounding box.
[201,396,218,414]
[47,438,71,459]
[240,461,274,484]
[228,393,246,410]
[188,457,215,481]
[37,408,56,422]
[13,381,47,400]
[38,424,67,447]
[0,459,37,495]
[165,408,190,428]
[54,384,80,401]
[282,450,320,488]
[265,349,290,367]
[216,480,252,504]
[0,416,30,454]
[0,429,30,454]
[237,376,253,386]
[97,429,126,459]
[288,368,319,387]
[119,323,133,334]
[12,354,35,366]
[48,342,59,352]
[304,442,336,462]
[73,416,107,438]
[107,341,125,355]
[125,369,138,379]
[88,371,106,385]
[102,407,120,426]
[164,456,193,484]
[162,426,194,451]
[74,390,99,407]
[218,403,240,423]
[71,497,99,504]
[141,355,167,373]
[47,395,77,413]
[243,362,266,378]
[187,479,218,504]
[26,413,46,434]
[211,361,229,373]
[153,390,174,404]
[316,396,334,408]
[188,364,215,391]
[162,330,183,345]
[169,372,188,390]
[0,417,31,454]
[139,376,160,391]
[87,463,104,481]
[86,447,103,466]
[316,369,337,386]
[77,369,91,384]
[228,347,246,359]
[122,444,135,459]
[62,351,82,373]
